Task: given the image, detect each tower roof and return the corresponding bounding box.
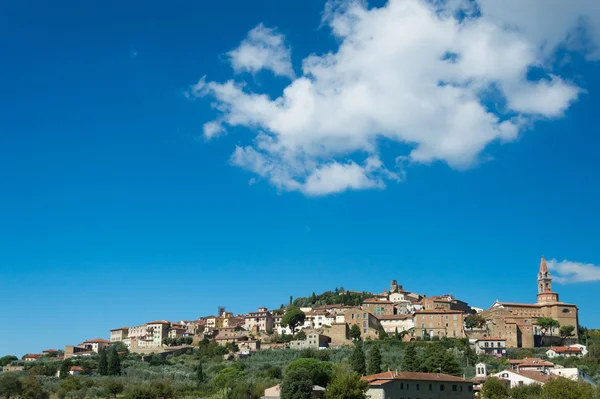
[539,256,548,274]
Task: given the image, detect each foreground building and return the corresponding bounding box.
[481,257,579,348]
[363,371,473,399]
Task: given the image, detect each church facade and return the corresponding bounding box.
[480,257,579,348]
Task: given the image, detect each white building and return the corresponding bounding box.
[492,369,552,388]
[548,368,597,386]
[546,345,585,358]
[377,314,414,335]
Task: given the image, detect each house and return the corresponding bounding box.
[471,363,510,397]
[362,298,395,317]
[492,369,554,388]
[510,358,555,372]
[110,327,129,342]
[69,366,84,376]
[2,365,24,373]
[362,371,473,399]
[421,294,474,314]
[244,307,274,333]
[471,337,507,356]
[377,314,414,336]
[140,321,171,347]
[413,309,465,339]
[80,338,110,353]
[262,384,325,398]
[546,346,584,358]
[167,326,187,339]
[341,308,383,339]
[22,354,42,362]
[289,332,331,350]
[548,368,597,386]
[42,349,60,356]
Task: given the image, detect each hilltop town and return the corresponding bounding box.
[2,257,598,399]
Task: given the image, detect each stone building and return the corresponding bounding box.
[413,309,465,339]
[244,307,274,333]
[363,371,473,399]
[481,257,579,348]
[362,298,395,316]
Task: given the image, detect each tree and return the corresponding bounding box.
[58,361,70,379]
[0,357,17,367]
[280,368,313,399]
[324,365,369,399]
[295,331,306,341]
[481,377,509,399]
[509,384,543,399]
[394,327,400,340]
[422,342,445,373]
[286,358,333,387]
[224,342,239,353]
[441,350,461,376]
[465,314,487,330]
[367,345,382,375]
[98,348,108,376]
[350,342,366,376]
[401,343,419,372]
[542,376,595,399]
[104,380,124,399]
[536,317,560,346]
[560,325,576,344]
[281,307,306,334]
[149,380,174,399]
[107,347,121,376]
[212,366,245,398]
[196,359,204,387]
[378,329,388,340]
[349,324,362,341]
[19,378,48,399]
[0,373,21,399]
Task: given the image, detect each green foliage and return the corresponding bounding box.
[107,348,121,376]
[401,343,419,372]
[509,383,543,399]
[58,361,70,380]
[0,357,18,367]
[465,314,487,329]
[104,379,124,398]
[378,330,388,340]
[196,359,204,387]
[281,308,306,334]
[324,365,369,399]
[98,349,108,376]
[560,325,576,343]
[349,324,362,341]
[535,317,560,346]
[224,342,239,353]
[481,377,509,399]
[542,377,595,399]
[212,366,245,396]
[0,373,22,399]
[19,377,48,399]
[350,342,366,376]
[280,368,313,399]
[149,380,173,399]
[367,345,381,375]
[286,358,333,387]
[293,290,374,308]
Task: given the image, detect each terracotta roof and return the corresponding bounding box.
[42,349,59,353]
[496,302,542,308]
[147,320,170,325]
[539,256,548,273]
[69,366,84,372]
[363,298,394,304]
[548,346,582,354]
[110,327,129,331]
[83,338,110,344]
[415,309,463,314]
[513,370,555,384]
[22,354,42,359]
[513,358,554,368]
[363,371,471,384]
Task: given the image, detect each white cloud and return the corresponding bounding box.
[190,0,597,196]
[203,121,226,139]
[227,23,295,78]
[547,258,600,283]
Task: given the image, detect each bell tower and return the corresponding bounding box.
[537,256,559,304]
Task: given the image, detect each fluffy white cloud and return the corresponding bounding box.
[547,258,600,283]
[227,23,295,78]
[190,0,596,196]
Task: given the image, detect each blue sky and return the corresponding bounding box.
[1,0,599,357]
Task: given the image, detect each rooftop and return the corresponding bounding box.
[363,371,471,384]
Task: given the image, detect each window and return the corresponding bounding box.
[452,385,457,391]
[468,386,473,392]
[440,384,445,391]
[416,383,420,390]
[428,384,432,391]
[364,313,367,318]
[400,383,404,389]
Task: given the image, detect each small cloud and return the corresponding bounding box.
[547,258,600,283]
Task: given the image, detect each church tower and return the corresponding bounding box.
[537,256,559,304]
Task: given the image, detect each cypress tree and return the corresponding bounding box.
[401,343,419,372]
[367,345,382,375]
[196,360,204,387]
[441,350,462,376]
[350,342,366,376]
[98,348,108,376]
[107,347,121,376]
[59,360,70,379]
